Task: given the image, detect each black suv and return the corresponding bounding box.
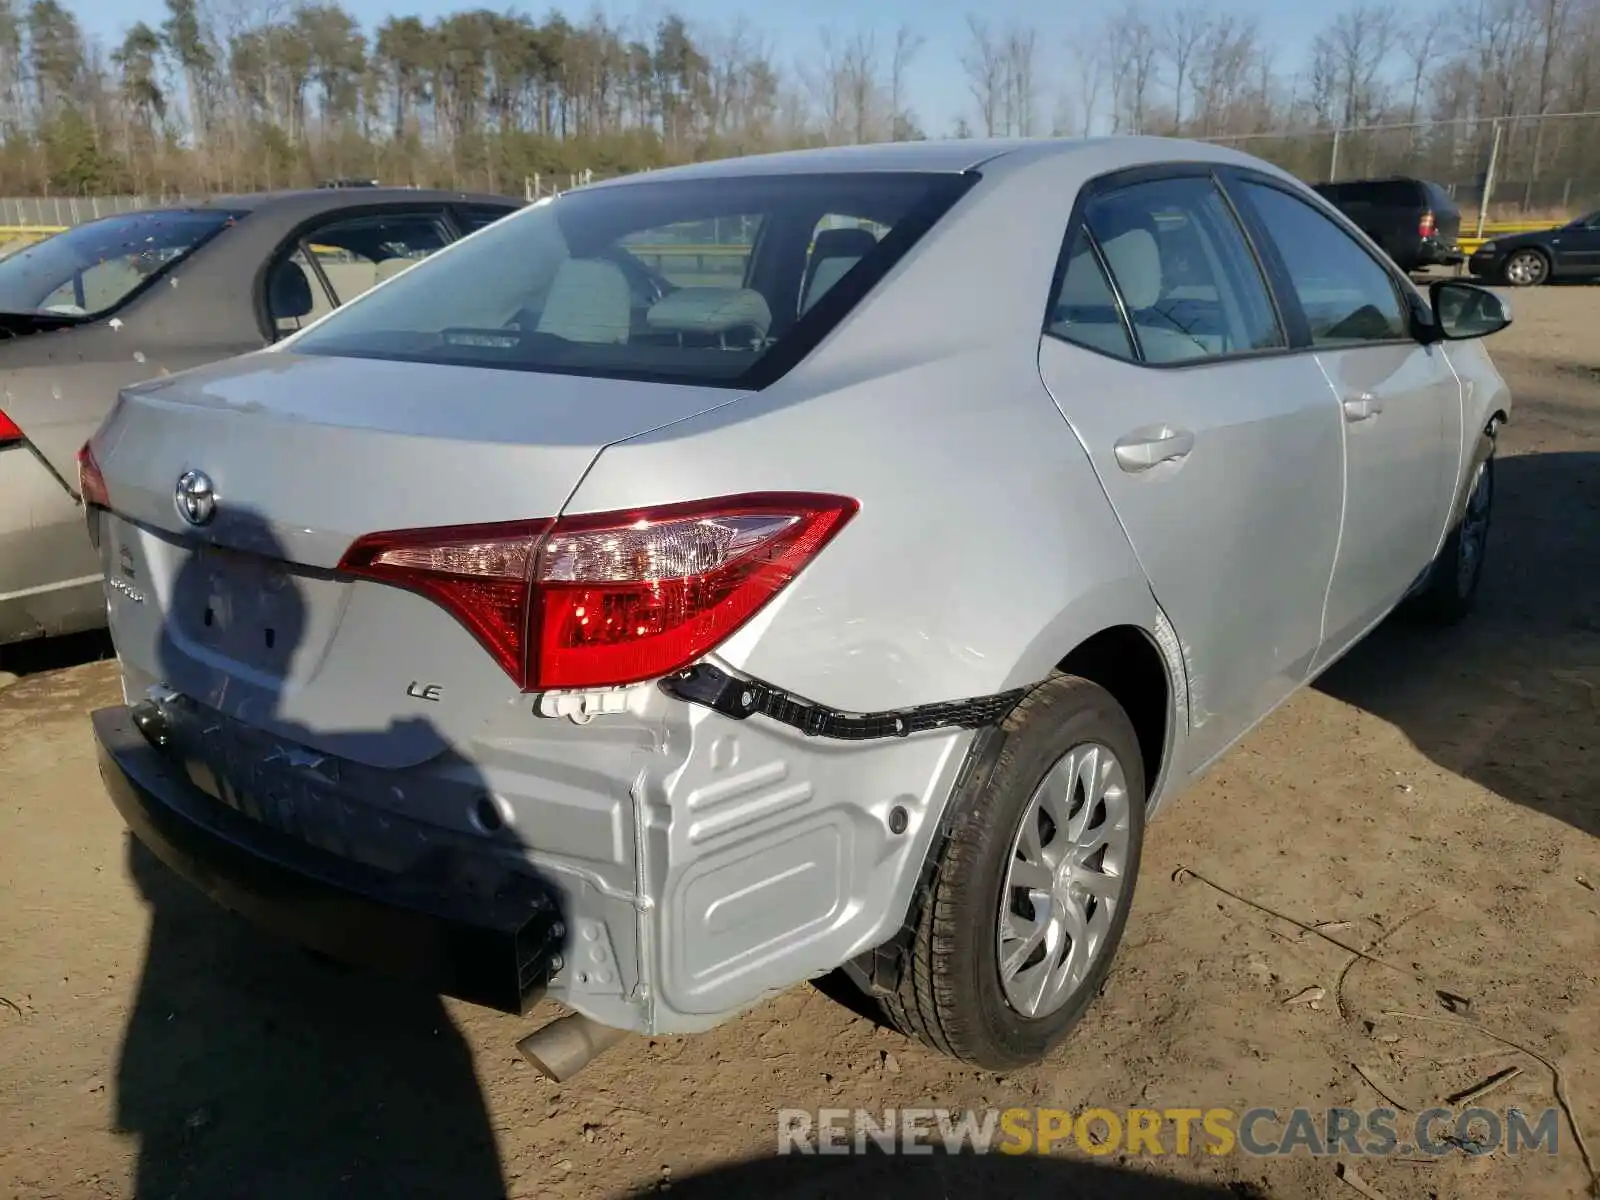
[1312,177,1464,274]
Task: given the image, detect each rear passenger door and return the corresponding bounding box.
[1037,166,1346,774]
[1224,171,1461,666]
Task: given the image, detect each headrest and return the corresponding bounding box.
[646,287,772,340]
[374,257,414,284]
[535,258,632,344]
[1098,228,1162,310]
[268,259,314,320]
[811,227,879,260]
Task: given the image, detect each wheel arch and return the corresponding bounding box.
[1053,622,1181,813]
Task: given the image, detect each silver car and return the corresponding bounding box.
[84,138,1512,1078]
[0,189,518,651]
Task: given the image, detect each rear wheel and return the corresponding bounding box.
[881,674,1146,1069]
[1502,248,1549,287]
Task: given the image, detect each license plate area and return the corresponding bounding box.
[178,543,302,673]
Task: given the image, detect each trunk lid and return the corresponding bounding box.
[95,349,746,768]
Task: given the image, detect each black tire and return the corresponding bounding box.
[1411,452,1494,625]
[1501,248,1549,287]
[880,673,1146,1070]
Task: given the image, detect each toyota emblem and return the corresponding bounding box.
[174,469,217,527]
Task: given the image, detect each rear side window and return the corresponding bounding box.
[1046,229,1135,360]
[457,204,518,232]
[1422,183,1459,217]
[286,173,972,387]
[1238,181,1407,346]
[303,211,452,306]
[1074,175,1284,364]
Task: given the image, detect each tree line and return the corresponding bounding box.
[2,0,1599,210]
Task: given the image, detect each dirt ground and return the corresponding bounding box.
[2,289,1597,1200]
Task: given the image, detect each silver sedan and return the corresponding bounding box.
[83,136,1511,1076]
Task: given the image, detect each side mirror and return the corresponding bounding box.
[1426,280,1512,342]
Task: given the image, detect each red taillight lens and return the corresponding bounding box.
[1419,211,1436,238]
[77,441,109,508]
[0,409,23,447]
[338,519,554,685]
[534,494,858,689]
[338,493,859,692]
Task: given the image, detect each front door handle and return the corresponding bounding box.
[1342,393,1383,422]
[1113,426,1196,472]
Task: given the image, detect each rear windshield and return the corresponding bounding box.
[0,208,241,318]
[286,171,973,387]
[1422,182,1459,216]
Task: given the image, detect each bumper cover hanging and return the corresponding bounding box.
[659,663,1026,741]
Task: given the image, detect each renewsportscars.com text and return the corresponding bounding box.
[777,1106,1561,1158]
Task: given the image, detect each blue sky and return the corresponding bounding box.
[72,0,1323,138]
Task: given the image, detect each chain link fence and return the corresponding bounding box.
[6,118,1600,247]
[1201,110,1600,234]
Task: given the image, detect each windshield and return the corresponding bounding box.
[287,171,974,388]
[0,208,242,318]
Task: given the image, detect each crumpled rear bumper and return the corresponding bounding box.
[93,703,565,1014]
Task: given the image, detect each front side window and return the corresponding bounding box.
[1080,175,1284,364]
[285,172,972,387]
[0,208,241,318]
[1238,181,1408,347]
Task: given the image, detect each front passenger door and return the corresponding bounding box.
[1558,212,1600,273]
[1228,175,1461,666]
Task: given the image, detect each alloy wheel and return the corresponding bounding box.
[997,741,1134,1020]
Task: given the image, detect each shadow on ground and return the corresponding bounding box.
[0,627,113,678]
[111,506,542,1198]
[117,837,506,1199]
[1315,449,1599,837]
[618,1152,1269,1198]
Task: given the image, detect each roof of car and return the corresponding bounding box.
[582,136,1235,187]
[116,187,522,220]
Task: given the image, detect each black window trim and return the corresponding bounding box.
[1040,160,1433,370]
[1041,161,1297,371]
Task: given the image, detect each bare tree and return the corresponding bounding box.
[1192,12,1260,135]
[805,26,848,143]
[1400,9,1447,126]
[1162,2,1211,131]
[1068,28,1105,136]
[888,23,922,140]
[1315,3,1398,128]
[838,29,879,143]
[961,14,1004,136]
[1002,23,1038,136]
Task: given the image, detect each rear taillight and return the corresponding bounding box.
[338,493,859,692]
[76,441,109,508]
[1419,211,1436,238]
[0,409,22,447]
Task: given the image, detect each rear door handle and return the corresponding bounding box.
[1342,393,1383,422]
[1113,426,1195,472]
